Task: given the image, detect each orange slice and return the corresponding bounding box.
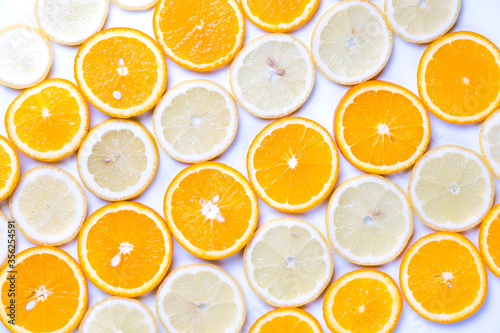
[249,308,322,333]
[78,201,172,297]
[0,246,88,333]
[0,135,20,202]
[334,80,431,174]
[164,162,258,259]
[247,117,339,213]
[153,0,245,72]
[479,203,500,278]
[5,78,89,162]
[417,31,500,124]
[400,232,488,323]
[74,28,167,118]
[323,269,403,333]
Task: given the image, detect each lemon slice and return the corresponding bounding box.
[311,0,392,85]
[9,166,87,246]
[0,212,10,269]
[480,109,500,179]
[153,80,238,163]
[112,0,158,10]
[77,119,159,202]
[80,297,157,332]
[230,33,315,118]
[326,175,413,266]
[0,25,52,89]
[408,145,494,232]
[244,217,333,308]
[385,0,461,43]
[156,263,246,333]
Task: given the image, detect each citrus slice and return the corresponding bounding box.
[311,0,393,85]
[35,0,109,45]
[164,162,258,259]
[323,269,403,333]
[5,78,90,162]
[0,135,20,202]
[153,80,238,163]
[0,25,52,89]
[334,80,431,174]
[74,27,167,118]
[0,212,10,269]
[0,246,88,333]
[479,203,500,278]
[9,166,87,246]
[153,0,245,72]
[80,297,157,333]
[400,232,488,323]
[244,217,333,307]
[230,33,315,119]
[247,117,339,212]
[156,263,246,333]
[249,308,322,333]
[77,119,159,201]
[326,174,413,266]
[240,0,319,32]
[78,201,172,297]
[112,0,158,10]
[480,108,500,179]
[384,0,461,43]
[417,31,500,124]
[408,145,494,232]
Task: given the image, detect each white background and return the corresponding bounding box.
[1,0,500,332]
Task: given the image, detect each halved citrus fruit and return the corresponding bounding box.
[408,145,494,232]
[156,263,246,333]
[480,108,500,179]
[249,308,322,333]
[74,27,167,118]
[6,78,89,162]
[323,269,403,333]
[326,174,413,266]
[247,117,339,212]
[479,203,500,278]
[400,232,488,323]
[418,31,500,124]
[0,246,88,333]
[0,212,10,269]
[164,161,258,260]
[78,201,172,297]
[153,0,245,71]
[334,80,431,174]
[244,217,333,308]
[0,135,20,202]
[113,0,158,10]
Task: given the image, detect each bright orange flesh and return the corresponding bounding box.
[0,144,12,191]
[485,217,500,272]
[259,315,314,333]
[246,0,312,25]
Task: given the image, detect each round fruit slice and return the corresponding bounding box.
[78,201,172,297]
[326,174,413,266]
[480,108,500,179]
[10,166,87,246]
[0,135,20,202]
[153,80,238,163]
[400,232,488,323]
[0,25,52,89]
[244,217,333,308]
[35,0,109,45]
[384,0,461,43]
[112,0,158,10]
[408,145,494,232]
[241,0,319,32]
[230,33,315,119]
[479,203,500,278]
[5,78,90,162]
[250,308,322,333]
[77,119,159,202]
[80,297,157,333]
[164,162,258,259]
[0,212,10,269]
[323,269,403,333]
[156,264,246,333]
[0,246,88,333]
[311,0,393,85]
[247,117,339,213]
[418,31,500,124]
[153,0,245,71]
[334,80,431,174]
[75,28,167,118]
